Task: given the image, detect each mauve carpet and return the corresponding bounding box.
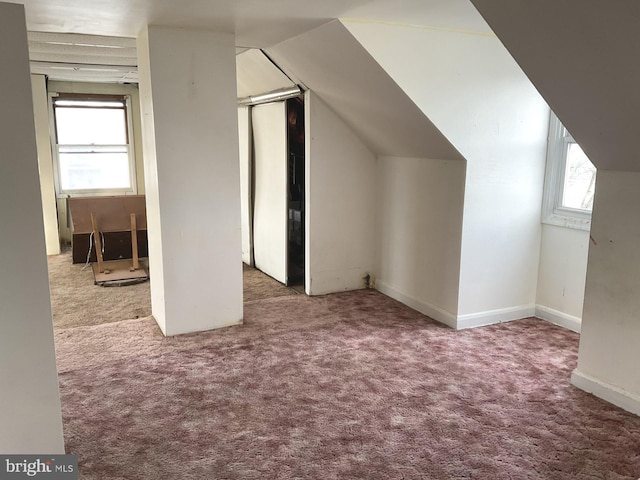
[54,290,640,479]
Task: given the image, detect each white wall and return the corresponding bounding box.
[305,91,377,295]
[31,74,60,255]
[137,26,243,335]
[237,105,253,266]
[0,2,64,453]
[458,149,544,324]
[471,1,640,414]
[137,28,165,332]
[375,156,465,327]
[344,20,549,327]
[573,170,640,414]
[47,81,146,243]
[535,224,589,331]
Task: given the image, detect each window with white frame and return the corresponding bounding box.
[541,111,597,230]
[51,94,136,195]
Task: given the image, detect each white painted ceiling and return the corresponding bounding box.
[19,0,490,46]
[28,31,138,83]
[18,0,490,84]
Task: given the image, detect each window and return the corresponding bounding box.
[541,111,597,230]
[51,94,136,195]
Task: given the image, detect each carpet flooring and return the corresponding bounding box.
[242,264,300,303]
[48,250,152,329]
[53,290,640,479]
[48,251,298,329]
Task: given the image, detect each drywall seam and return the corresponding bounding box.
[572,369,640,417]
[376,280,457,329]
[535,304,581,333]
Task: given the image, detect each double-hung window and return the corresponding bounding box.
[51,94,136,195]
[541,111,596,230]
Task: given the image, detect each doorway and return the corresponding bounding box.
[286,97,305,287]
[249,95,306,289]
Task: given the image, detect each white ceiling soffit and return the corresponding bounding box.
[470,0,640,172]
[343,0,493,34]
[28,31,138,83]
[267,20,463,160]
[236,49,295,99]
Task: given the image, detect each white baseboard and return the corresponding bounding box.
[375,281,457,329]
[571,369,640,417]
[375,282,535,330]
[535,305,581,333]
[456,304,535,330]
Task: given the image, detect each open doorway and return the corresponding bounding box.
[45,87,153,330]
[286,96,305,287]
[249,94,306,290]
[236,47,306,291]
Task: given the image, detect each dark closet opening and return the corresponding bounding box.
[287,96,305,286]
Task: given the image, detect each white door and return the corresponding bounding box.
[238,105,253,266]
[251,101,288,284]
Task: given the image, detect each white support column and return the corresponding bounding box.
[0,3,64,453]
[31,74,61,256]
[572,170,640,415]
[137,26,243,336]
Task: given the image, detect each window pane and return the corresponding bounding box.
[56,107,127,145]
[561,143,596,211]
[59,150,131,191]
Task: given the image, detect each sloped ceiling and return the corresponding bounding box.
[471,0,640,172]
[236,49,295,99]
[267,20,463,160]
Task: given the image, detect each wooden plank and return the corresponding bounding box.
[90,212,106,274]
[130,213,139,271]
[68,195,147,234]
[92,260,148,284]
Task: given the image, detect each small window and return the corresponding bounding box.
[51,94,136,195]
[541,111,596,230]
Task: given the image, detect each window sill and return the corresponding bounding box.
[542,212,591,231]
